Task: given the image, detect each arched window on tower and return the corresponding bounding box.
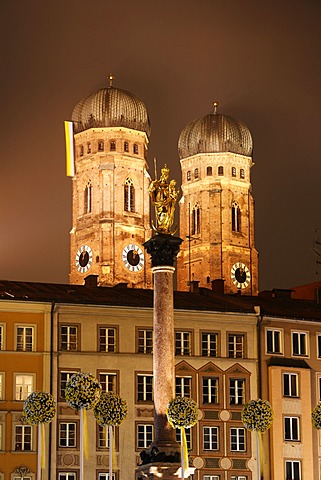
[240,168,245,179]
[84,181,92,214]
[232,201,241,233]
[80,145,84,157]
[206,166,212,176]
[191,204,201,235]
[110,140,116,151]
[232,167,236,177]
[124,141,129,152]
[133,144,139,155]
[194,168,199,179]
[218,166,224,176]
[124,178,135,212]
[98,140,104,152]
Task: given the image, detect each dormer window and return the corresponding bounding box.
[240,168,245,179]
[87,143,91,154]
[98,141,104,152]
[187,171,191,181]
[124,141,129,152]
[110,141,116,151]
[232,167,236,177]
[218,166,224,176]
[206,166,212,176]
[133,144,138,155]
[194,168,199,179]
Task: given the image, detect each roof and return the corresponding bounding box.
[1,280,321,321]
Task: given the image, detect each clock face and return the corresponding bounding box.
[76,245,93,273]
[122,244,144,272]
[231,262,251,289]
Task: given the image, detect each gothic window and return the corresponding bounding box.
[110,140,116,151]
[232,167,236,177]
[124,178,135,212]
[194,168,199,179]
[84,181,92,214]
[191,204,200,235]
[218,166,224,175]
[232,202,241,233]
[124,141,129,152]
[206,166,212,176]
[133,143,138,154]
[240,168,245,179]
[98,140,104,152]
[187,170,191,181]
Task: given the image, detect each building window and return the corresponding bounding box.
[60,371,78,399]
[137,424,153,449]
[230,427,246,451]
[175,331,191,356]
[194,168,199,179]
[137,329,153,354]
[284,416,300,441]
[228,334,244,358]
[16,326,34,351]
[285,460,301,480]
[187,170,191,181]
[0,325,3,350]
[98,140,104,152]
[58,473,76,480]
[292,331,308,356]
[201,332,218,357]
[176,376,192,398]
[133,143,138,154]
[317,334,321,358]
[203,426,219,450]
[266,329,282,354]
[206,166,212,176]
[176,427,191,449]
[231,477,247,480]
[99,372,117,393]
[231,201,241,233]
[124,141,129,152]
[13,476,32,480]
[80,145,84,156]
[99,327,116,352]
[202,377,219,404]
[240,168,245,179]
[84,181,92,214]
[137,374,153,402]
[15,374,33,400]
[229,378,245,405]
[98,473,116,480]
[60,325,78,351]
[98,424,111,448]
[218,166,224,175]
[232,167,236,177]
[0,373,3,400]
[124,177,135,212]
[59,422,77,447]
[283,373,299,397]
[191,204,200,235]
[204,477,220,480]
[110,140,116,151]
[15,425,32,451]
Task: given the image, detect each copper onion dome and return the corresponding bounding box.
[178,104,252,159]
[72,76,151,137]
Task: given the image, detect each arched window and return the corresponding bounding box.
[110,140,116,151]
[206,166,212,176]
[133,144,138,154]
[240,168,245,179]
[232,167,236,177]
[124,141,129,152]
[98,140,104,152]
[84,181,92,214]
[191,204,201,235]
[194,168,199,179]
[187,171,191,181]
[218,166,224,176]
[80,145,84,157]
[124,178,135,212]
[232,201,241,232]
[87,143,91,154]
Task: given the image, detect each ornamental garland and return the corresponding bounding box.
[23,391,56,425]
[93,391,128,426]
[65,372,101,411]
[312,404,321,429]
[241,399,273,432]
[166,397,198,429]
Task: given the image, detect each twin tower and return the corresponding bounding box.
[68,78,258,295]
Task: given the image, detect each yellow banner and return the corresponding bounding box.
[64,121,75,177]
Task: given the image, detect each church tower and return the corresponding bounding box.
[177,104,258,295]
[69,77,152,288]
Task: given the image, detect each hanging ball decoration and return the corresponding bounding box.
[166,397,198,429]
[93,391,128,426]
[65,372,101,410]
[241,399,273,432]
[23,391,56,425]
[312,403,321,429]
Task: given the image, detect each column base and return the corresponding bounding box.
[136,462,195,480]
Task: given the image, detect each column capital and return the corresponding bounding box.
[143,234,183,267]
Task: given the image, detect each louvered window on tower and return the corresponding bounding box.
[192,204,200,235]
[232,202,241,232]
[124,178,135,212]
[84,182,92,214]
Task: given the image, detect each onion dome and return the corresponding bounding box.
[178,102,252,159]
[72,75,151,137]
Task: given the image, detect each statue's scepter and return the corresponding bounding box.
[154,157,158,181]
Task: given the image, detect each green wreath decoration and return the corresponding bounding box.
[93,391,128,426]
[23,391,56,425]
[241,399,273,432]
[312,403,321,429]
[166,397,198,429]
[65,372,101,410]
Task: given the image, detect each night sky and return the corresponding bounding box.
[1,0,321,291]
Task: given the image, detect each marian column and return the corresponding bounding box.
[137,165,189,480]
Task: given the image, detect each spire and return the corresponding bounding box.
[107,74,115,87]
[213,101,218,114]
